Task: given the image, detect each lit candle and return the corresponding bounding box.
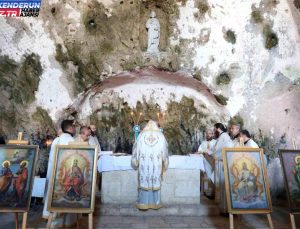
[137,112,143,125]
[157,112,160,124]
[130,111,136,124]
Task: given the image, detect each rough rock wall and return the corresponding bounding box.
[69,68,228,154]
[0,0,300,155]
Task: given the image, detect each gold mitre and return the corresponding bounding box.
[143,120,160,132]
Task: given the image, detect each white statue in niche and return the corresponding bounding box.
[146,11,160,53]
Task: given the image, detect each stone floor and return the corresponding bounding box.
[1,196,300,229]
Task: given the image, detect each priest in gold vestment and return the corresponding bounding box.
[131,120,169,210]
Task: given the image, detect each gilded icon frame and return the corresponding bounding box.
[0,145,38,212]
[47,145,98,213]
[222,147,272,214]
[279,149,300,213]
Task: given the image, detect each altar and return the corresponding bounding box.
[98,154,205,205]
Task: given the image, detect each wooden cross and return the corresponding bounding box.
[8,132,29,145]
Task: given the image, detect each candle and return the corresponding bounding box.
[137,112,143,125]
[130,111,136,124]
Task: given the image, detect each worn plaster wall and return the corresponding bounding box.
[0,0,300,156]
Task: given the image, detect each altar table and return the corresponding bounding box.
[98,155,205,204]
[98,154,205,172]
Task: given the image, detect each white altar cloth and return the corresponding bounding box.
[98,154,205,172]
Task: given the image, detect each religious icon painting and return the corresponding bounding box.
[222,148,272,214]
[279,149,300,212]
[0,145,38,212]
[47,145,98,213]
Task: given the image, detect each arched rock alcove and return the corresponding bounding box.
[67,68,229,155]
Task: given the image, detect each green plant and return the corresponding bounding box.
[265,32,278,50]
[251,10,263,23]
[263,25,278,50]
[214,94,228,105]
[216,72,230,85]
[225,30,236,44]
[197,1,209,15]
[32,107,56,133]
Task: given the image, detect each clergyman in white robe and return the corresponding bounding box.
[43,130,76,227]
[244,139,259,148]
[89,125,102,155]
[131,120,169,210]
[240,129,268,164]
[213,124,234,213]
[230,124,241,147]
[198,136,216,183]
[89,136,102,158]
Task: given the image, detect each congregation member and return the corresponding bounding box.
[240,129,268,164]
[239,129,259,148]
[76,126,91,143]
[212,123,234,214]
[230,123,241,147]
[198,129,216,197]
[0,135,5,144]
[43,120,76,227]
[88,125,102,190]
[131,120,169,210]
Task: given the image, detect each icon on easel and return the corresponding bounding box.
[2,132,38,229]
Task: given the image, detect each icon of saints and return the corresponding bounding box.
[293,156,300,191]
[0,161,13,197]
[13,160,28,204]
[62,159,85,201]
[231,158,264,203]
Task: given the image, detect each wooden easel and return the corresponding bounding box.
[290,135,298,229]
[7,132,29,229]
[46,212,93,229]
[229,213,274,229]
[46,142,94,229]
[224,148,274,229]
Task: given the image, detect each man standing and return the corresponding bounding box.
[76,126,91,143]
[230,123,241,147]
[240,129,268,164]
[213,123,234,214]
[198,129,216,196]
[239,130,259,148]
[89,125,102,191]
[131,120,169,210]
[89,125,101,153]
[43,120,76,226]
